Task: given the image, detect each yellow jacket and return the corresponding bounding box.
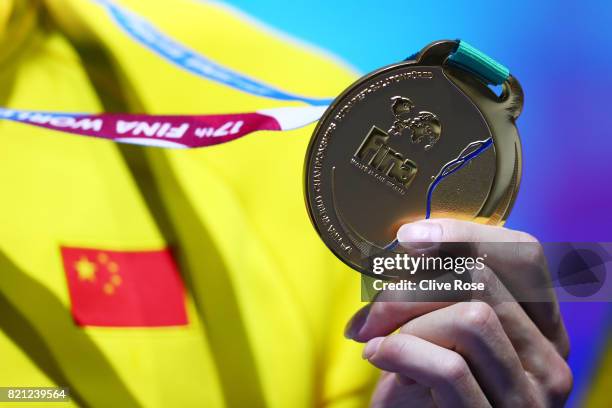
[0,0,378,406]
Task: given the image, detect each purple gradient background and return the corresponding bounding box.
[223,1,612,405]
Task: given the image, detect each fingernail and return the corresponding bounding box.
[397,221,442,248]
[344,305,370,340]
[362,337,384,360]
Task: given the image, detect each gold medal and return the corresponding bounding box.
[304,40,523,274]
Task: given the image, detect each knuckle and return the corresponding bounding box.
[434,218,467,242]
[377,334,410,362]
[547,356,573,398]
[470,266,497,291]
[517,236,545,266]
[517,230,539,244]
[458,302,498,338]
[437,352,471,384]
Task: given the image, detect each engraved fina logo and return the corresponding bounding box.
[352,96,442,190]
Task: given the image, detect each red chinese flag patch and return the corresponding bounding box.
[60,246,188,327]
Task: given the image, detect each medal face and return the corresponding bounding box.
[304,41,523,275]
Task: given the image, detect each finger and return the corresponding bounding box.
[346,265,568,359]
[469,265,570,366]
[399,302,538,407]
[396,218,566,349]
[346,263,569,367]
[345,301,451,342]
[364,334,491,408]
[397,218,550,299]
[397,218,532,244]
[370,372,435,408]
[347,262,571,403]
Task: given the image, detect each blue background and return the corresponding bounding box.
[221,0,612,405]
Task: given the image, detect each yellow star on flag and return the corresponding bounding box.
[75,256,97,282]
